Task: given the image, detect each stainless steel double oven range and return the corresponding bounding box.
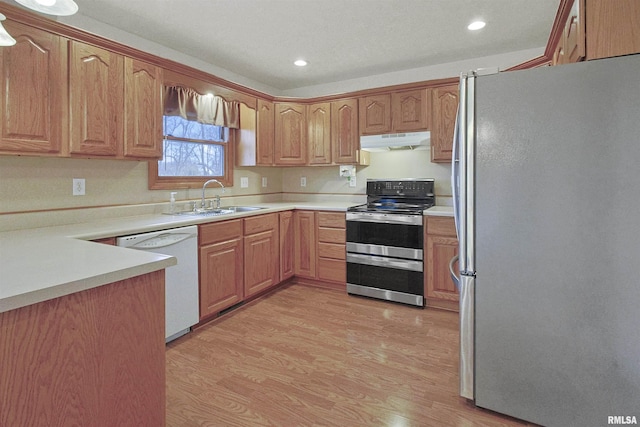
[346,179,435,307]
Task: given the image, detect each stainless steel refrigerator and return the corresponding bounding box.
[451,54,640,427]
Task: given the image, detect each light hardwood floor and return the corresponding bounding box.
[166,284,534,426]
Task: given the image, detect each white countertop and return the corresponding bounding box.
[0,202,354,314]
[425,206,454,217]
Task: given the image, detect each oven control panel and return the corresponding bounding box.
[366,179,434,197]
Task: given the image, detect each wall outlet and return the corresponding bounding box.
[349,175,357,188]
[300,176,307,187]
[72,178,85,196]
[261,177,268,188]
[240,177,249,188]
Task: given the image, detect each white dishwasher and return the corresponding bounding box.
[117,225,199,343]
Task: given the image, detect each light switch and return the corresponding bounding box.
[240,177,249,188]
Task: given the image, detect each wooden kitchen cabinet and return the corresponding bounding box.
[331,98,360,164]
[307,102,331,165]
[316,211,346,284]
[69,41,124,157]
[430,84,459,163]
[274,102,306,165]
[551,0,585,65]
[391,89,429,132]
[425,216,459,311]
[359,94,391,135]
[244,213,279,298]
[123,57,163,159]
[199,220,244,319]
[585,0,640,60]
[256,99,275,165]
[0,21,66,156]
[279,211,295,281]
[294,210,317,278]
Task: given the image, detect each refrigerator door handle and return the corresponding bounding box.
[449,254,460,290]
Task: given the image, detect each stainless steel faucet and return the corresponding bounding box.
[201,179,225,210]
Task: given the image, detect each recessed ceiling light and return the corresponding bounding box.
[468,21,486,31]
[294,59,308,67]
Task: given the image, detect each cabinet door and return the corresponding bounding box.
[199,237,244,319]
[565,0,585,63]
[124,58,163,159]
[279,211,295,281]
[0,21,66,155]
[331,99,358,164]
[359,94,391,135]
[391,89,429,132]
[244,228,279,298]
[426,234,459,302]
[585,0,640,60]
[274,102,306,165]
[256,99,275,165]
[69,41,123,157]
[307,102,331,165]
[430,84,459,163]
[294,211,316,278]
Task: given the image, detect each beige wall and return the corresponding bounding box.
[282,150,452,204]
[0,149,451,214]
[0,156,283,214]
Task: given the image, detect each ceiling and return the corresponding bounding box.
[72,0,560,91]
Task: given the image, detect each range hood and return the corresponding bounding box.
[360,131,430,152]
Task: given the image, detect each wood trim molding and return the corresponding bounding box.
[505,55,551,71]
[544,0,575,60]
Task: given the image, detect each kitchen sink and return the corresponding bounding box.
[169,209,235,217]
[225,206,266,212]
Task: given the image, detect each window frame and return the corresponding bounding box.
[148,80,236,191]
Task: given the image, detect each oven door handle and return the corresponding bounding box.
[346,212,423,226]
[347,253,423,272]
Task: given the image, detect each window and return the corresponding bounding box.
[148,85,239,190]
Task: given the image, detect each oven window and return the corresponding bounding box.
[347,262,424,296]
[346,221,423,249]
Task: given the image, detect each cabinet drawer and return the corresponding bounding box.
[317,212,345,228]
[426,216,456,237]
[317,258,346,283]
[318,242,346,260]
[199,219,243,246]
[318,227,345,244]
[244,213,278,235]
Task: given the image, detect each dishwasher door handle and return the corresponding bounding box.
[130,232,196,250]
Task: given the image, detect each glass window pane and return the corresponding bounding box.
[158,139,225,177]
[163,115,227,142]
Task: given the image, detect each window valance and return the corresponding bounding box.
[163,85,240,129]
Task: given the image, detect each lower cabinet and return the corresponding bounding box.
[199,219,244,320]
[244,213,279,298]
[295,210,346,286]
[316,212,346,284]
[294,210,317,278]
[279,211,295,281]
[425,216,459,310]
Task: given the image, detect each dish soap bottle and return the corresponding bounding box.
[169,192,177,214]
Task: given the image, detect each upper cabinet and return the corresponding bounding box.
[391,89,429,132]
[359,94,391,135]
[584,0,640,60]
[430,84,459,163]
[256,99,275,165]
[550,0,639,66]
[359,89,429,135]
[69,41,123,157]
[0,21,66,155]
[307,102,331,165]
[274,102,307,165]
[123,58,163,159]
[331,98,359,164]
